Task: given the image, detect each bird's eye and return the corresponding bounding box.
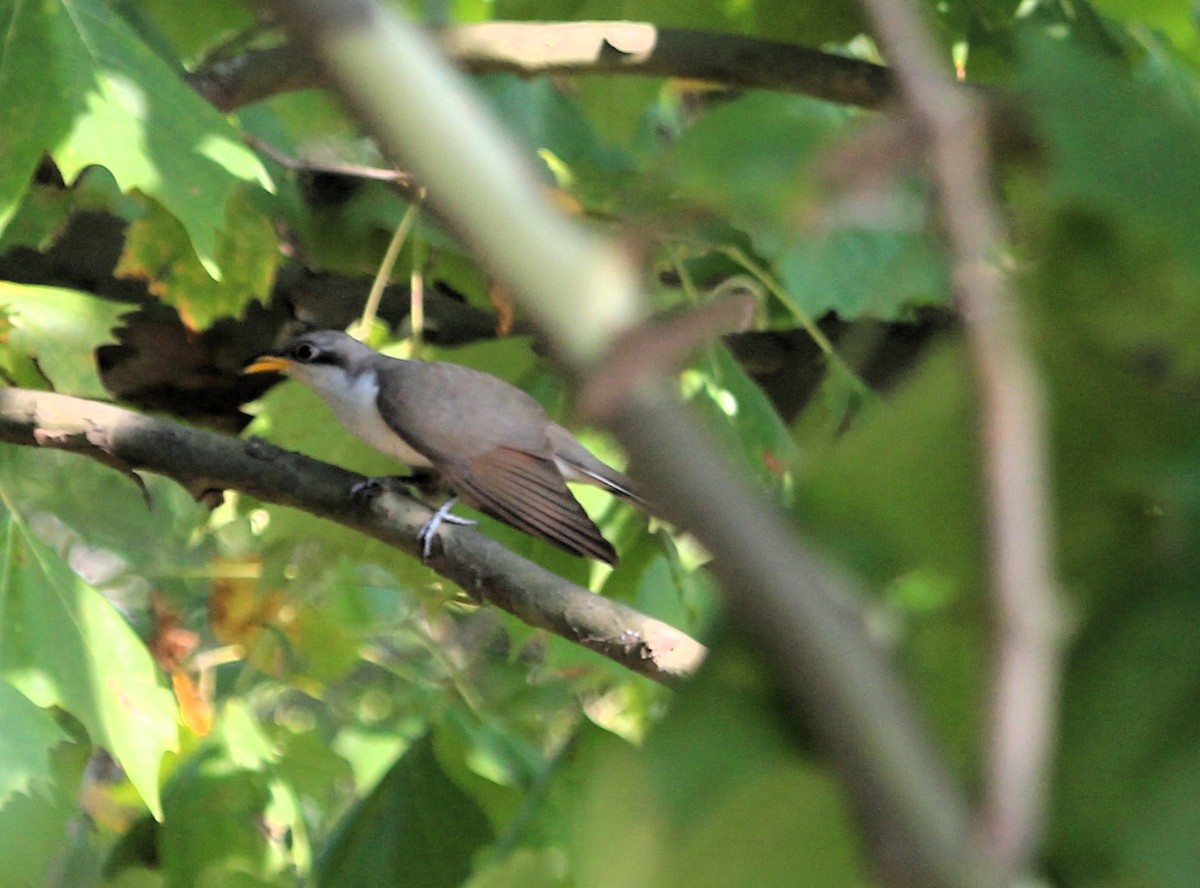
[294,343,318,362]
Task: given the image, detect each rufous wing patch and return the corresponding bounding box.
[442,447,618,564]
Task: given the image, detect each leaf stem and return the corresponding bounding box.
[355,198,422,340]
[718,245,872,397]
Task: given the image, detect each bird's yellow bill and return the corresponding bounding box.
[243,355,291,374]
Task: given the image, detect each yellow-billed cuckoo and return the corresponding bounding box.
[244,330,641,564]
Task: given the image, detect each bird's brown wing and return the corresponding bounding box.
[545,422,645,507]
[375,359,552,458]
[439,446,618,565]
[374,360,617,563]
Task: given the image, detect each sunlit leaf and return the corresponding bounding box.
[0,678,67,807]
[1090,0,1196,46]
[0,494,177,819]
[115,188,278,329]
[154,701,309,887]
[682,342,799,498]
[0,730,90,887]
[0,0,272,273]
[0,282,129,396]
[0,445,208,578]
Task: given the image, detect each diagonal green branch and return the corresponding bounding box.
[261,3,993,887]
[0,388,705,686]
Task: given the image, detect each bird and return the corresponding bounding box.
[244,330,642,564]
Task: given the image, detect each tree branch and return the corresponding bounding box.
[260,3,993,886]
[189,22,893,112]
[443,23,893,106]
[596,389,993,888]
[0,388,705,686]
[858,0,1067,880]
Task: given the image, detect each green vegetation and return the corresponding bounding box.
[2,0,1199,885]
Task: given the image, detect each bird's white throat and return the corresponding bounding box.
[301,366,432,469]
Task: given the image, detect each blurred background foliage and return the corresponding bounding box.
[1,0,1199,885]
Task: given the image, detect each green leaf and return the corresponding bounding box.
[158,701,308,888]
[1013,147,1200,885]
[1029,220,1200,881]
[0,0,272,275]
[576,75,663,149]
[0,444,208,580]
[316,732,495,888]
[0,281,129,396]
[270,728,356,815]
[0,0,76,235]
[1018,32,1200,277]
[0,731,90,888]
[105,870,166,888]
[0,183,74,253]
[799,344,984,588]
[682,343,799,498]
[163,768,277,888]
[1090,0,1196,46]
[795,345,990,775]
[890,572,987,781]
[462,848,569,888]
[115,188,279,329]
[0,678,67,808]
[599,530,716,641]
[660,91,847,228]
[745,0,867,45]
[331,726,409,796]
[666,763,863,888]
[124,0,254,65]
[1053,579,1200,887]
[286,600,361,685]
[0,486,178,819]
[567,635,869,888]
[563,727,660,888]
[774,225,950,319]
[476,74,634,208]
[431,713,536,833]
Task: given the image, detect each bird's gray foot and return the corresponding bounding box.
[417,497,477,561]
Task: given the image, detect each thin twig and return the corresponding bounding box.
[408,230,426,356]
[243,134,421,194]
[856,0,1066,878]
[355,199,421,339]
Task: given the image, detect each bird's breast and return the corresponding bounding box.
[326,370,433,468]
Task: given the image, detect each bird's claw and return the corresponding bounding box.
[417,497,476,561]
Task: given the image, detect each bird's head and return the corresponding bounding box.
[243,330,377,400]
